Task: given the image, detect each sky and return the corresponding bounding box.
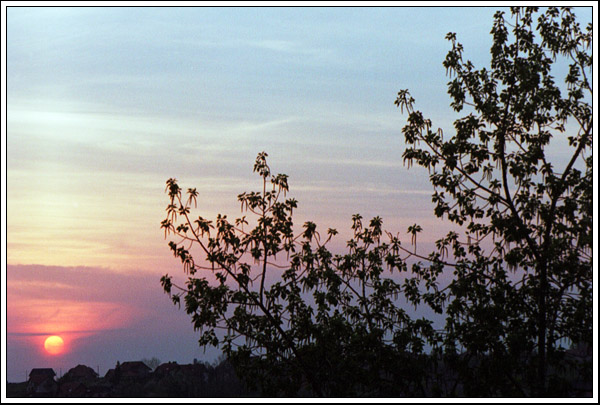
[2,4,596,385]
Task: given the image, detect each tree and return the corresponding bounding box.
[395,6,592,396]
[160,152,439,396]
[160,7,592,397]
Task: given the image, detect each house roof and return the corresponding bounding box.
[120,361,151,372]
[28,368,57,385]
[29,368,56,378]
[154,362,180,376]
[119,361,152,378]
[63,364,98,380]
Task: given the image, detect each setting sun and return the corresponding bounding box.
[43,335,65,355]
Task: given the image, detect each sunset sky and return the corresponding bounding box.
[2,5,595,383]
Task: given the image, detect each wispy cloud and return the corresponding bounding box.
[174,36,331,58]
[245,39,331,59]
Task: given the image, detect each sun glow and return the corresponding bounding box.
[44,335,65,355]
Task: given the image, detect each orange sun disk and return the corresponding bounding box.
[44,335,65,355]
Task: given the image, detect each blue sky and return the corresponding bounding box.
[3,5,595,383]
[6,7,513,269]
